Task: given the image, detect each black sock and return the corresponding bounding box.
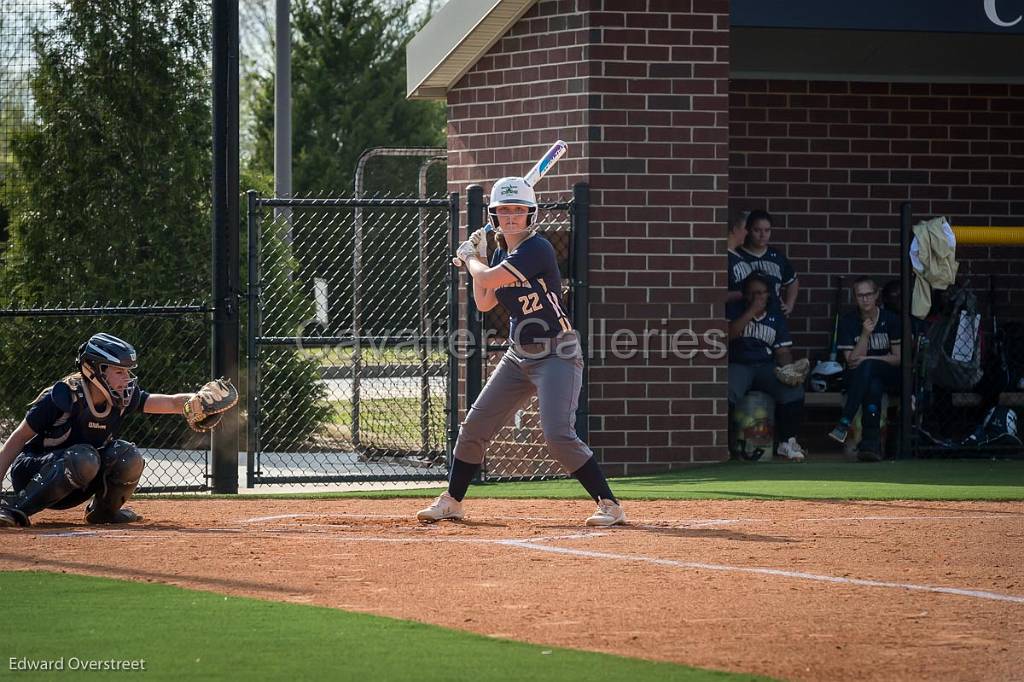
[447,458,480,502]
[571,457,616,503]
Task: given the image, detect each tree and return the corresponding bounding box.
[0,1,327,449]
[248,0,445,194]
[2,0,211,304]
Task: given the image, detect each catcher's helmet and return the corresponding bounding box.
[488,177,537,232]
[78,333,138,408]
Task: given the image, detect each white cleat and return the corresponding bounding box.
[777,437,806,462]
[585,498,626,527]
[416,492,465,522]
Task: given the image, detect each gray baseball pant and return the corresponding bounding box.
[453,332,592,472]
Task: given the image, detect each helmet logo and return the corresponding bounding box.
[501,184,518,196]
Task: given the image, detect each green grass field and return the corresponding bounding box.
[209,459,1024,502]
[327,397,446,447]
[300,345,446,366]
[0,571,767,681]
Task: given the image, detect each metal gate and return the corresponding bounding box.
[246,151,458,486]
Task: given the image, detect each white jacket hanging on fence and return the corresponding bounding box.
[910,216,958,319]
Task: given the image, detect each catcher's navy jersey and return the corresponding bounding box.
[726,301,793,364]
[728,248,753,292]
[837,308,901,357]
[22,379,149,455]
[737,246,796,311]
[491,233,572,344]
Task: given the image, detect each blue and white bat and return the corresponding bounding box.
[454,140,568,267]
[523,140,568,188]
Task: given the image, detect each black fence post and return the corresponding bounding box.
[447,191,461,468]
[466,185,484,410]
[572,182,590,442]
[246,191,259,488]
[211,0,240,493]
[900,201,913,459]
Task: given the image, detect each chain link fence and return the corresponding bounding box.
[912,273,1024,457]
[247,150,455,484]
[466,184,590,481]
[1,4,54,234]
[0,304,212,493]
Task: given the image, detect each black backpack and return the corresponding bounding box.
[1001,321,1024,391]
[925,286,984,390]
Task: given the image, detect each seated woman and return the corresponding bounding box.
[727,273,807,461]
[827,276,902,461]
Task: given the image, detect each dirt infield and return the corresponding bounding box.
[2,498,1022,681]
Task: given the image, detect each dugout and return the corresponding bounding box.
[407,0,1024,471]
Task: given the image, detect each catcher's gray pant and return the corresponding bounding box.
[728,362,805,405]
[453,332,592,472]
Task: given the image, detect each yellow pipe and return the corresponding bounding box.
[952,226,1024,245]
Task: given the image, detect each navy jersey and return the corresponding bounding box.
[737,246,796,312]
[726,301,793,364]
[22,378,149,455]
[837,308,901,357]
[728,249,753,293]
[491,233,573,344]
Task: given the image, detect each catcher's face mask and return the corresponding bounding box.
[77,333,138,409]
[84,362,137,408]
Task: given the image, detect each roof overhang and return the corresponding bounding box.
[406,0,537,100]
[732,27,1024,83]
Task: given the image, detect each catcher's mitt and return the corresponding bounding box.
[183,378,239,432]
[774,358,810,387]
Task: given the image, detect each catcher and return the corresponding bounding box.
[727,273,809,461]
[0,333,237,527]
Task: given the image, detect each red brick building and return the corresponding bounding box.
[407,0,1024,473]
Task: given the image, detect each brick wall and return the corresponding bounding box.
[729,80,1024,357]
[447,0,731,474]
[446,0,591,196]
[586,0,729,474]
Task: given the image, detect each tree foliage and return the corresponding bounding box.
[0,1,327,449]
[1,0,211,304]
[248,0,445,194]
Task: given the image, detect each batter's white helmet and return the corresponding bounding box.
[488,177,537,231]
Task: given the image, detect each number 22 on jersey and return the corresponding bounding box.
[518,293,542,314]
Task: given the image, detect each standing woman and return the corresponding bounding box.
[739,210,799,316]
[417,177,625,526]
[0,333,237,527]
[727,209,752,304]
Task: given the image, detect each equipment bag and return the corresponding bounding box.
[926,286,984,390]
